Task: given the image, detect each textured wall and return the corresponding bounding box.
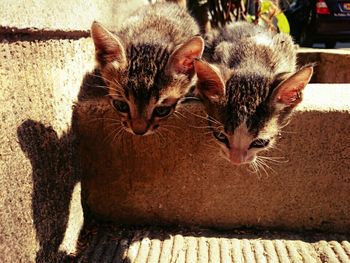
[0,39,93,262]
[0,0,146,31]
[297,49,350,83]
[1,1,350,262]
[1,39,349,263]
[75,83,350,233]
[0,1,147,261]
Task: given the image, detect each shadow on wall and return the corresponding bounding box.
[15,69,134,262]
[15,68,350,262]
[17,120,78,262]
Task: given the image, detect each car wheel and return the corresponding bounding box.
[325,41,336,49]
[299,27,313,47]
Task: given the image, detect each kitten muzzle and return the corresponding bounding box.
[130,119,149,136]
[228,149,254,165]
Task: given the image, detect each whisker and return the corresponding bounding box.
[183,111,223,127]
[181,108,209,121]
[111,127,125,144]
[117,127,128,144]
[204,146,220,152]
[103,129,116,145]
[161,124,183,130]
[261,161,276,174]
[256,157,277,176]
[252,163,260,176]
[120,129,128,144]
[248,161,260,176]
[252,160,265,179]
[267,144,284,153]
[103,124,124,130]
[188,125,213,129]
[201,141,219,151]
[203,131,215,135]
[153,131,161,144]
[259,156,286,159]
[89,117,121,121]
[258,156,289,164]
[207,115,223,126]
[257,161,269,178]
[155,130,166,143]
[171,114,182,121]
[94,85,108,88]
[84,83,108,89]
[159,127,176,137]
[86,117,122,125]
[279,130,298,134]
[89,73,111,83]
[183,96,200,100]
[105,87,124,93]
[173,111,187,119]
[104,126,123,144]
[88,74,124,92]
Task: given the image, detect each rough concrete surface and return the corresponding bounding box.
[0,0,147,32]
[1,13,350,262]
[297,48,350,83]
[0,39,93,262]
[71,223,350,262]
[75,83,350,233]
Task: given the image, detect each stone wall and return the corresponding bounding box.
[0,1,147,262]
[1,1,349,262]
[75,83,350,233]
[297,48,350,83]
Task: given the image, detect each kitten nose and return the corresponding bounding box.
[131,119,148,136]
[134,130,146,136]
[229,149,247,165]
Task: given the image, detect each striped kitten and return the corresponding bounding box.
[194,22,313,165]
[91,3,204,136]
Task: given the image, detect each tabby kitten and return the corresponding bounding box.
[91,3,204,136]
[194,22,313,165]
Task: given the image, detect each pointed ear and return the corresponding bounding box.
[272,66,313,108]
[91,21,127,67]
[194,59,225,101]
[166,36,204,76]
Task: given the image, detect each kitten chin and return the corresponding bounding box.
[90,3,204,136]
[195,21,313,166]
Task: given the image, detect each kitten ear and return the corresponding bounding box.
[194,59,225,101]
[166,36,204,76]
[272,66,313,108]
[91,21,127,67]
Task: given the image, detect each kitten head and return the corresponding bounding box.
[194,59,313,165]
[91,22,204,136]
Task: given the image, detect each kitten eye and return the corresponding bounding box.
[153,106,172,118]
[249,139,270,149]
[112,100,129,113]
[213,130,229,145]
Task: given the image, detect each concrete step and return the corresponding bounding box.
[76,83,350,233]
[0,0,145,32]
[297,48,350,83]
[0,37,92,263]
[69,224,350,263]
[1,12,350,262]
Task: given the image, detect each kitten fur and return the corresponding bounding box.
[195,21,313,165]
[91,3,204,136]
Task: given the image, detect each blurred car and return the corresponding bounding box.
[284,0,350,48]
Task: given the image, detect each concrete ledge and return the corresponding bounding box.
[0,33,349,262]
[297,48,350,83]
[70,224,350,262]
[76,83,350,233]
[0,39,90,262]
[0,0,146,32]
